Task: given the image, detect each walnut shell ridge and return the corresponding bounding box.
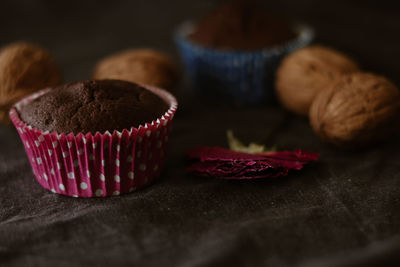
[309,72,400,148]
[0,42,62,124]
[276,45,359,116]
[92,49,179,94]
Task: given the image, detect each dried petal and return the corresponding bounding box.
[186,146,319,180]
[186,146,268,161]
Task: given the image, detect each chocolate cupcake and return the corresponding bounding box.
[10,79,177,197]
[19,80,169,134]
[175,1,313,105]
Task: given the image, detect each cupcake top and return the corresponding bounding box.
[189,1,295,50]
[19,79,169,134]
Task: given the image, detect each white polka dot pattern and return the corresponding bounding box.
[139,164,146,171]
[95,189,103,196]
[9,85,177,197]
[80,182,88,190]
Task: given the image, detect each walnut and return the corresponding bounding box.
[309,72,400,148]
[275,45,359,116]
[0,42,62,124]
[92,49,179,94]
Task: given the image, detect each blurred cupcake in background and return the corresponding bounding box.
[175,1,314,106]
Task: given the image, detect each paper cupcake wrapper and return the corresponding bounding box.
[174,21,314,106]
[9,85,177,197]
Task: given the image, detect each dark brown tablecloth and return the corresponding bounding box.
[1,1,400,266]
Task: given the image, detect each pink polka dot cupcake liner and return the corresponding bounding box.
[9,85,177,197]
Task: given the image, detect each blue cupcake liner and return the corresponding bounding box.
[174,21,314,106]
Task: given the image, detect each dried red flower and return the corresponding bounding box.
[186,147,319,179]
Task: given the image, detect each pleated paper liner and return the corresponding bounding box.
[9,85,177,197]
[175,21,314,106]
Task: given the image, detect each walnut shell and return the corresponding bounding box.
[92,49,179,94]
[0,42,62,124]
[309,72,400,148]
[276,45,359,116]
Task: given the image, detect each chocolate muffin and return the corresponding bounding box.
[190,1,295,50]
[19,79,169,134]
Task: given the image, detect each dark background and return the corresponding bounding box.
[1,1,400,266]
